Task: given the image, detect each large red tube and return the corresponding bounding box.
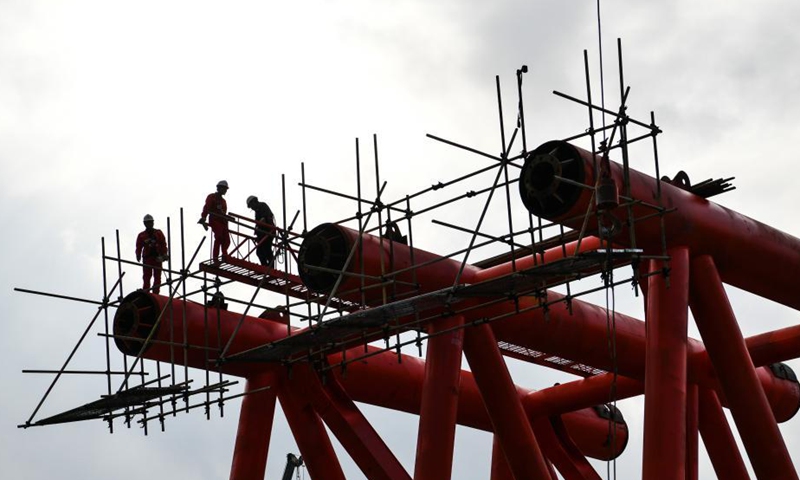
[229,373,276,480]
[113,291,628,460]
[414,315,464,480]
[642,247,689,479]
[293,225,800,414]
[490,436,514,480]
[689,255,797,479]
[297,223,479,304]
[483,292,800,422]
[286,366,410,480]
[278,384,346,480]
[113,283,800,425]
[697,389,749,480]
[518,140,800,311]
[463,324,551,479]
[686,384,699,480]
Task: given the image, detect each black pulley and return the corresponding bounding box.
[596,176,619,211]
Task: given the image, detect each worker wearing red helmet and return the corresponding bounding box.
[136,214,169,294]
[198,180,231,259]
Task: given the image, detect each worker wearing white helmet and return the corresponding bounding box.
[198,180,231,259]
[246,195,276,267]
[135,214,169,294]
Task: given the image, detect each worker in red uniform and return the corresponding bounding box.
[198,180,231,260]
[136,214,169,294]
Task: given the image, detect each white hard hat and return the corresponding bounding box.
[246,195,257,206]
[217,180,229,188]
[143,214,154,223]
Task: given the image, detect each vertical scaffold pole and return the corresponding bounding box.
[229,372,277,480]
[642,246,689,479]
[689,255,797,479]
[414,315,465,480]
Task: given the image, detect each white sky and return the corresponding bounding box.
[2,1,800,478]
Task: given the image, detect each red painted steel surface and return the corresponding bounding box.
[278,383,346,480]
[484,292,800,421]
[490,435,515,480]
[686,384,699,480]
[330,348,628,461]
[413,315,464,480]
[690,255,797,479]
[533,416,602,480]
[519,140,800,311]
[229,373,277,480]
[113,291,629,460]
[463,323,551,479]
[298,223,479,304]
[286,366,410,480]
[697,389,750,480]
[643,247,689,479]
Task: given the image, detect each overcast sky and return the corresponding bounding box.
[2,1,800,479]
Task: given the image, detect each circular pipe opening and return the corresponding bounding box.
[113,291,159,355]
[519,140,587,218]
[529,160,557,191]
[298,223,351,293]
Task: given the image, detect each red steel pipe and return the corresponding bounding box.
[113,286,799,427]
[294,224,800,410]
[697,389,749,480]
[278,383,346,480]
[483,293,800,422]
[689,255,797,479]
[490,435,515,480]
[463,324,551,479]
[518,140,800,311]
[686,384,699,480]
[532,416,602,480]
[297,223,479,304]
[229,373,277,480]
[413,315,465,480]
[113,291,628,460]
[642,247,689,479]
[287,365,410,480]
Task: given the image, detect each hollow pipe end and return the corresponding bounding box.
[519,140,587,218]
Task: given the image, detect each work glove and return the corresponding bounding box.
[136,255,141,262]
[197,218,209,231]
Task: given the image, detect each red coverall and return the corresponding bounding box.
[135,228,168,294]
[201,193,230,258]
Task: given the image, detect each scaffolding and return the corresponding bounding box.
[17,37,797,480]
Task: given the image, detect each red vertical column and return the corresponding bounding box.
[230,373,277,480]
[697,389,749,480]
[643,246,689,479]
[414,315,465,480]
[278,387,346,480]
[463,323,551,479]
[685,384,699,480]
[690,255,797,479]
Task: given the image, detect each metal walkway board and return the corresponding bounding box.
[33,385,187,426]
[199,256,360,312]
